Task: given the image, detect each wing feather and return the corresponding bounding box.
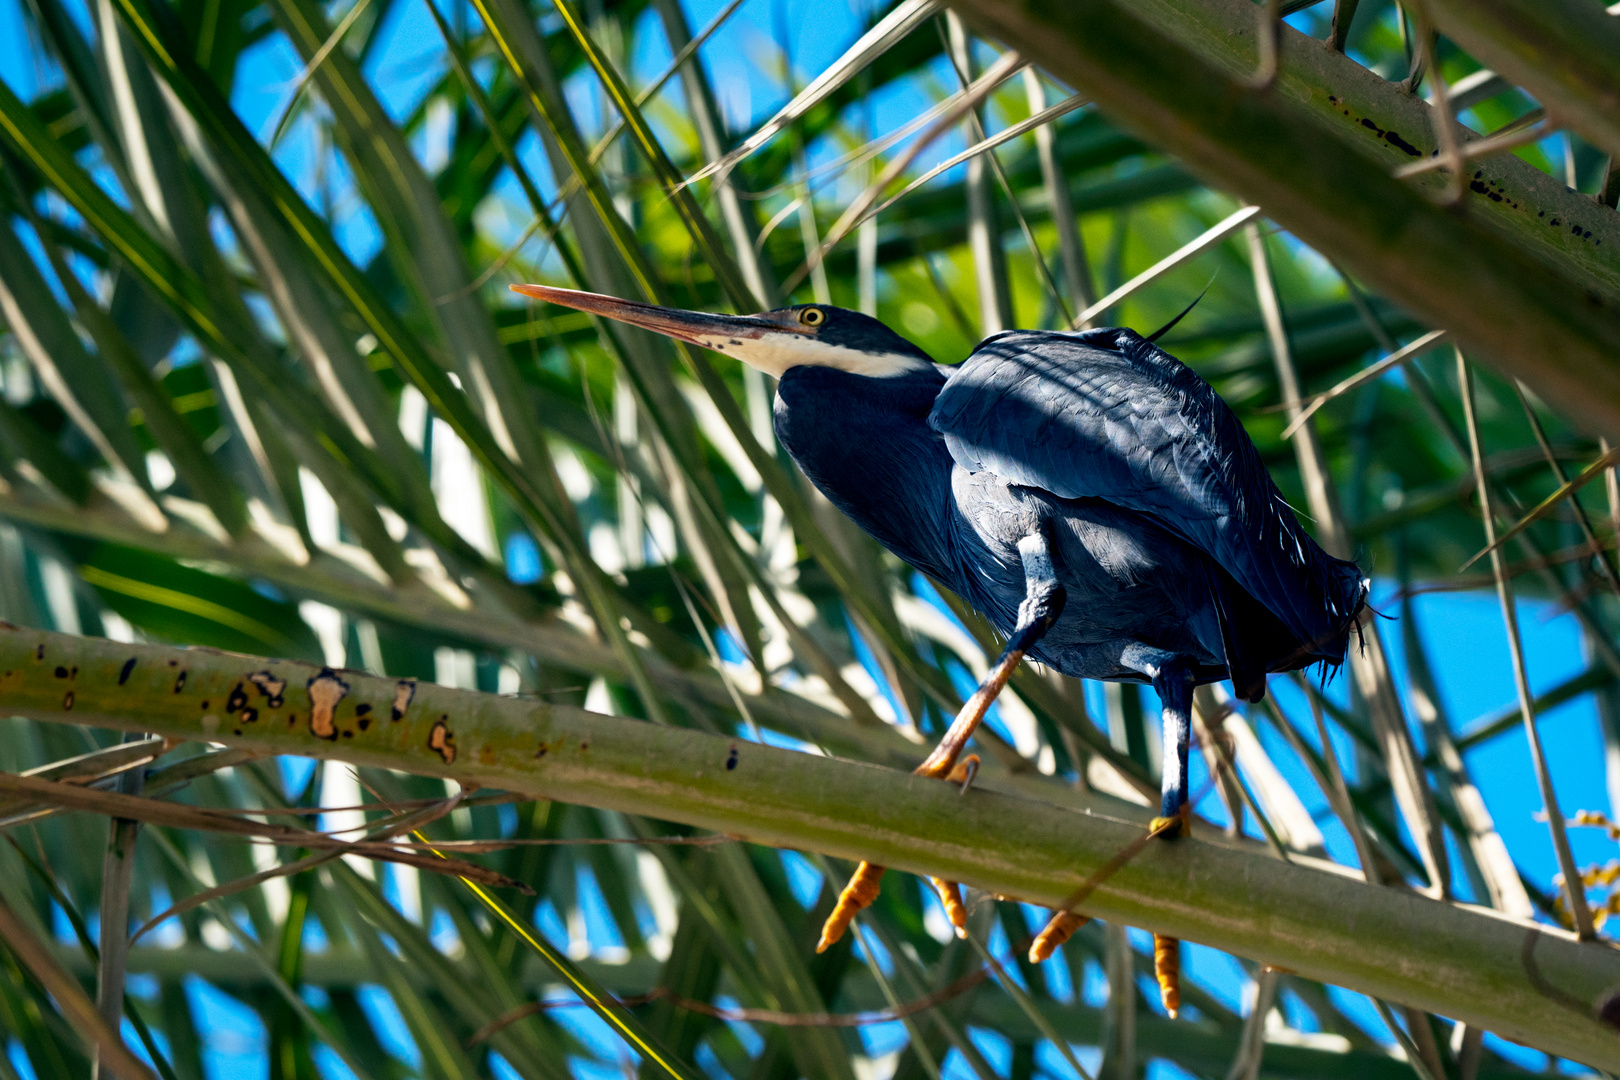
[930,328,1364,661]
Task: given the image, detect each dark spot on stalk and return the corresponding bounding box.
[429,718,456,763]
[391,679,416,721]
[726,746,738,771]
[355,703,372,717]
[62,691,73,710]
[307,669,349,740]
[173,670,187,693]
[118,658,136,685]
[248,672,286,708]
[35,645,43,660]
[358,717,371,731]
[240,708,258,723]
[1359,118,1383,136]
[535,745,548,758]
[201,701,209,710]
[226,683,249,712]
[167,659,176,667]
[54,666,67,678]
[1383,130,1419,156]
[342,730,354,738]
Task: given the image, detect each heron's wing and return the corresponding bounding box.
[929,328,1364,658]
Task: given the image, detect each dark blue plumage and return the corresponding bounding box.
[775,324,1367,705]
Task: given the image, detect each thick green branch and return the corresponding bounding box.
[2,627,1618,1067]
[1423,0,1620,162]
[951,0,1620,439]
[1118,0,1620,299]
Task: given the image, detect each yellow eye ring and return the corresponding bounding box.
[798,307,826,327]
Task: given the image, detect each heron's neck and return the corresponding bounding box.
[773,365,954,579]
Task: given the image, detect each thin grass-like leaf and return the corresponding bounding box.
[863,92,1089,229]
[1459,445,1620,572]
[1224,965,1278,1080]
[0,890,155,1080]
[1398,560,1534,917]
[799,47,1024,295]
[14,196,249,535]
[92,734,144,1080]
[1279,328,1449,440]
[1073,205,1259,328]
[434,855,704,1079]
[711,844,857,1080]
[685,0,943,187]
[1024,67,1096,319]
[1249,221,1452,899]
[0,224,153,502]
[1217,696,1326,856]
[0,771,524,888]
[142,826,385,1080]
[1457,348,1595,938]
[967,929,1095,1080]
[1393,117,1557,179]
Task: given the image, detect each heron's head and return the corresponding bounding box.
[511,283,934,378]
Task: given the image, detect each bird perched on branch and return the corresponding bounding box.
[511,283,1367,996]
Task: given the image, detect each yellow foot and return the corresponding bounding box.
[1153,933,1181,1018]
[817,861,885,953]
[927,877,969,937]
[1028,909,1089,963]
[944,754,980,794]
[1148,805,1192,840]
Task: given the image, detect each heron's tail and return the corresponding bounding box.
[1295,558,1369,673]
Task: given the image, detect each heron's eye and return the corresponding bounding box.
[798,307,826,327]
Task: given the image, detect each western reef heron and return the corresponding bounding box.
[512,283,1368,988]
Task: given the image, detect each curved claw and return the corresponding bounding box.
[945,754,981,795]
[1148,804,1192,840]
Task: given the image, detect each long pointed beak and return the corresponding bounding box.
[510,283,779,349]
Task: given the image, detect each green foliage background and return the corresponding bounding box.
[0,0,1617,1076]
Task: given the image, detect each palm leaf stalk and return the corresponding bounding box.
[1,625,1617,1067]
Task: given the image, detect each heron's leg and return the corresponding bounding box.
[1029,644,1193,1015]
[818,532,1066,953]
[1113,643,1197,835]
[1154,663,1196,833]
[1143,656,1194,1019]
[915,533,1067,781]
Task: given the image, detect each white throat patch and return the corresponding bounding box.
[695,333,933,379]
